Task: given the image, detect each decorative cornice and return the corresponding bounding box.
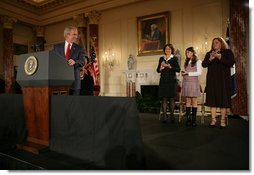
[0,16,17,29]
[0,0,144,26]
[2,0,71,12]
[73,14,87,28]
[86,10,101,25]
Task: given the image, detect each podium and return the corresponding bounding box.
[16,51,74,153]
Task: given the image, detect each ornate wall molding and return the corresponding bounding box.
[73,14,87,28]
[86,10,101,25]
[0,0,143,26]
[0,16,17,29]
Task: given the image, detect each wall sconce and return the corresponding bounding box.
[102,48,117,70]
[195,36,209,57]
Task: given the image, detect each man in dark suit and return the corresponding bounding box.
[53,26,85,95]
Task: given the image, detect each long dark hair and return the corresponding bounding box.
[184,47,197,68]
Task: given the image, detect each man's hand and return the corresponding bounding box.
[68,59,76,66]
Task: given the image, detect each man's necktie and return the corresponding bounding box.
[65,43,71,60]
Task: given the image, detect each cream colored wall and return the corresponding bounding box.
[13,23,34,66]
[99,0,229,96]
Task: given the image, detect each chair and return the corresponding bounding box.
[178,85,205,124]
[200,92,229,126]
[159,101,170,121]
[175,83,186,122]
[159,83,185,122]
[198,87,205,124]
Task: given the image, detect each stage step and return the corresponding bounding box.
[0,147,104,170]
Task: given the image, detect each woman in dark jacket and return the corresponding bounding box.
[202,37,235,128]
[156,44,180,123]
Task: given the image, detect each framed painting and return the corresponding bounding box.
[137,11,170,56]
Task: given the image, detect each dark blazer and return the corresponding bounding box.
[53,42,85,90]
[156,56,180,98]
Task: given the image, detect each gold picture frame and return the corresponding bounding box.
[137,11,170,56]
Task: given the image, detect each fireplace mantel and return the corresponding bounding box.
[124,70,160,96]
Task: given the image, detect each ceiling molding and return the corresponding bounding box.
[0,0,144,26]
[22,0,68,8]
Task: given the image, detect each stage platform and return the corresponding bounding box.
[0,113,249,170]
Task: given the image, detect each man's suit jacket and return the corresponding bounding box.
[53,42,85,90]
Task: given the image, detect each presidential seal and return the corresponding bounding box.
[24,56,38,75]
